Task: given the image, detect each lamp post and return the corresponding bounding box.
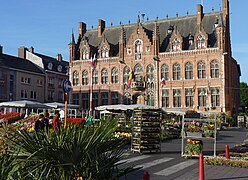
[154,55,160,107]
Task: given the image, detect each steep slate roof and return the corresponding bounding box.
[34,53,69,74]
[0,54,44,74]
[80,11,222,55]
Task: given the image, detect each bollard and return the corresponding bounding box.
[225,144,230,160]
[143,171,150,180]
[198,153,205,180]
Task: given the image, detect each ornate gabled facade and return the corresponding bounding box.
[69,0,241,116]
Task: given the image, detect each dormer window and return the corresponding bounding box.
[168,25,174,35]
[197,35,206,49]
[82,48,89,60]
[172,38,181,51]
[134,39,142,60]
[189,34,194,46]
[101,45,109,58]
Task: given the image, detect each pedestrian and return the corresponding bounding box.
[42,111,50,132]
[35,114,44,132]
[53,111,61,132]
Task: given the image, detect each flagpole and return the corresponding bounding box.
[90,65,93,117]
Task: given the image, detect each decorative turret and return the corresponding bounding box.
[119,25,126,60]
[153,20,159,58]
[68,30,77,62]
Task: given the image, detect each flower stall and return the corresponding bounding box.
[181,112,217,157]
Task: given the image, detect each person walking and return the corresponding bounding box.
[43,111,50,132]
[35,114,44,132]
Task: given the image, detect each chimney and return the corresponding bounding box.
[197,4,203,26]
[56,54,62,61]
[0,45,2,56]
[78,22,87,38]
[18,46,27,59]
[98,19,105,37]
[29,46,34,53]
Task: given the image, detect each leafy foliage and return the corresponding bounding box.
[240,82,248,108]
[0,118,134,179]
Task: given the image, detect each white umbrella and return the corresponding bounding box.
[45,102,79,109]
[0,100,49,109]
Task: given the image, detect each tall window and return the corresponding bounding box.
[172,38,181,51]
[111,92,118,105]
[101,45,109,58]
[73,71,79,86]
[92,70,98,85]
[161,64,169,80]
[185,62,193,79]
[146,64,154,82]
[210,60,219,78]
[82,93,89,110]
[173,89,181,107]
[82,48,89,60]
[82,70,88,85]
[134,39,142,60]
[123,66,130,84]
[134,63,143,81]
[30,91,37,100]
[101,68,108,84]
[48,77,55,88]
[93,92,98,108]
[21,90,28,99]
[58,91,64,102]
[197,61,206,79]
[173,63,180,80]
[101,92,108,105]
[111,67,118,84]
[162,89,169,107]
[73,93,79,105]
[198,88,207,107]
[185,88,194,107]
[48,90,55,101]
[211,87,220,107]
[197,35,206,49]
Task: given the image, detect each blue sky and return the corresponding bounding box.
[0,0,247,82]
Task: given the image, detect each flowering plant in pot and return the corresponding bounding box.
[184,138,203,156]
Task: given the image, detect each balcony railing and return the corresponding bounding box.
[131,81,145,90]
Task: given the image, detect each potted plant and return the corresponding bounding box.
[184,138,203,156]
[185,122,202,138]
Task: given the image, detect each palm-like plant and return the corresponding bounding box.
[2,118,135,179]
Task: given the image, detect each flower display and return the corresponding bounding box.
[185,122,202,132]
[184,138,203,156]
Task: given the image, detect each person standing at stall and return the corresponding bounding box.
[53,111,61,132]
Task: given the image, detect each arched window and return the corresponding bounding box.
[134,39,142,60]
[172,38,181,51]
[82,48,89,60]
[197,35,206,49]
[101,68,108,84]
[197,61,206,79]
[134,63,143,81]
[111,67,118,84]
[101,45,109,58]
[185,62,193,79]
[82,70,88,85]
[210,60,219,78]
[92,70,98,85]
[146,64,154,82]
[123,66,130,84]
[173,89,181,107]
[161,64,169,80]
[72,71,79,86]
[147,91,154,106]
[173,63,180,80]
[162,89,169,107]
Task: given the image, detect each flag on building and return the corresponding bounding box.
[161,78,166,87]
[90,54,97,69]
[128,71,134,86]
[192,84,196,94]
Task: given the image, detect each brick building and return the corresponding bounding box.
[69,0,241,116]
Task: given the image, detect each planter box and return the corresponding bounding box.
[186,131,202,138]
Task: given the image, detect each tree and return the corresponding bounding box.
[240,82,248,108]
